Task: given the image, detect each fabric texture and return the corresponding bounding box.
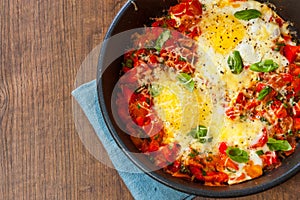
[72,80,195,200]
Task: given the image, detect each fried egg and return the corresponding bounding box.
[152,69,212,148]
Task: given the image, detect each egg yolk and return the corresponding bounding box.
[200,14,246,55]
[154,84,182,140]
[218,118,264,148]
[153,81,212,143]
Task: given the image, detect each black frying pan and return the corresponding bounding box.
[97,0,300,197]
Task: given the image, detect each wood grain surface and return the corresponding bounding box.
[0,0,299,199]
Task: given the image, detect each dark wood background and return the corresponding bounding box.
[1,0,299,199]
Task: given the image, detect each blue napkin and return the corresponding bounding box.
[72,80,195,200]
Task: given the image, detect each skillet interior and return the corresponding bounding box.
[97,0,300,197]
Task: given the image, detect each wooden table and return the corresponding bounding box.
[1,0,299,199]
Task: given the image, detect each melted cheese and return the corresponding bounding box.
[218,119,265,148]
[200,13,246,55]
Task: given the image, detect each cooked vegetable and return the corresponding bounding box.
[149,84,163,97]
[155,30,171,51]
[234,9,262,21]
[189,125,211,143]
[257,86,271,100]
[283,45,300,63]
[256,150,264,156]
[267,138,292,151]
[226,147,249,163]
[177,73,195,92]
[227,50,244,74]
[250,60,279,72]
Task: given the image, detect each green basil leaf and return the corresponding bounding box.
[250,59,279,72]
[226,147,249,163]
[227,50,244,74]
[189,125,207,138]
[177,73,195,92]
[149,84,163,97]
[267,138,292,151]
[256,150,264,156]
[189,125,211,143]
[234,9,262,21]
[257,86,271,100]
[155,30,171,51]
[125,59,133,68]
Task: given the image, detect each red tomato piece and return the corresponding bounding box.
[260,151,278,166]
[226,158,239,171]
[293,68,300,76]
[135,116,144,126]
[281,73,293,82]
[256,82,266,92]
[177,24,186,33]
[225,107,236,120]
[245,100,258,110]
[275,17,283,27]
[293,118,300,129]
[151,20,162,27]
[251,128,268,148]
[219,142,228,155]
[235,92,246,106]
[291,64,300,76]
[141,140,149,152]
[271,100,288,118]
[169,3,186,17]
[276,107,288,118]
[148,140,160,152]
[187,27,200,38]
[168,160,181,173]
[283,45,300,63]
[159,143,180,163]
[187,0,202,16]
[149,54,158,64]
[292,78,300,94]
[122,66,131,73]
[166,19,177,27]
[204,171,229,183]
[189,166,204,181]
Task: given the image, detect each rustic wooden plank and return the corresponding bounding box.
[0,0,132,199]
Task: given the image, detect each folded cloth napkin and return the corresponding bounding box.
[72,80,195,200]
